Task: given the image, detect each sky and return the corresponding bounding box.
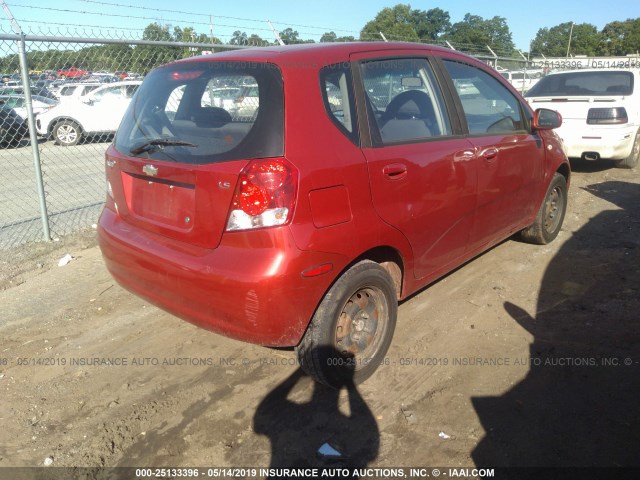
[2,0,639,52]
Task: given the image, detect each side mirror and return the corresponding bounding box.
[533,108,562,130]
[81,96,93,105]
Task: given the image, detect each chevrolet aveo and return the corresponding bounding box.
[98,42,570,387]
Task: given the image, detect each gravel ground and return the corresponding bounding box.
[0,159,638,477]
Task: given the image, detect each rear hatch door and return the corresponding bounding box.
[106,59,284,249]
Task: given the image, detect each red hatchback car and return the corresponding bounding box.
[98,42,569,387]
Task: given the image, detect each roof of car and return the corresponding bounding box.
[178,41,463,66]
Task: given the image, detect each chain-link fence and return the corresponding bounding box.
[0,30,236,249]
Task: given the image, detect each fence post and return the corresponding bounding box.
[17,33,51,241]
[2,1,51,241]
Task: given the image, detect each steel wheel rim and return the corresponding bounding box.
[544,185,563,234]
[58,125,77,144]
[335,285,389,369]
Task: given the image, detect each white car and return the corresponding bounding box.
[500,70,540,94]
[525,69,640,168]
[228,84,259,120]
[0,94,58,120]
[53,82,102,102]
[36,80,141,146]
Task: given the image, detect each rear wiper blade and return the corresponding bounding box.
[130,138,198,155]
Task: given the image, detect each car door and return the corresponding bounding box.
[442,59,544,252]
[353,54,478,281]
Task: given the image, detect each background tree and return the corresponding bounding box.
[445,14,515,54]
[75,44,134,71]
[247,34,266,46]
[599,18,640,55]
[320,31,356,43]
[531,22,601,56]
[134,23,181,73]
[230,30,248,46]
[359,4,420,41]
[142,22,173,42]
[278,28,314,44]
[411,7,451,41]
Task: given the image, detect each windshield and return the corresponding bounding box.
[115,61,284,165]
[526,71,634,97]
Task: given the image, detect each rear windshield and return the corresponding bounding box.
[115,61,283,164]
[526,71,634,97]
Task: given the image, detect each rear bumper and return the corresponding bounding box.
[98,207,346,346]
[557,124,637,160]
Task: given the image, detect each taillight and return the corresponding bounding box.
[234,96,245,104]
[587,107,628,125]
[226,158,297,231]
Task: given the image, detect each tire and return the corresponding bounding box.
[618,128,639,169]
[53,120,81,146]
[296,260,398,388]
[520,173,567,245]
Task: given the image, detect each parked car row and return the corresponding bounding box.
[0,80,144,148]
[1,69,143,84]
[36,80,142,146]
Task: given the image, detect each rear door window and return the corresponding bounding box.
[115,62,283,165]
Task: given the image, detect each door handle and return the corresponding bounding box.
[382,163,408,180]
[480,147,499,162]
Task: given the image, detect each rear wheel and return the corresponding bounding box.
[53,120,81,146]
[521,173,567,245]
[618,128,639,169]
[296,260,397,388]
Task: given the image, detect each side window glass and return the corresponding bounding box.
[320,63,357,143]
[444,60,524,135]
[360,58,451,145]
[91,87,114,102]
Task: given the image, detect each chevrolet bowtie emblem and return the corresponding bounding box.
[142,164,158,177]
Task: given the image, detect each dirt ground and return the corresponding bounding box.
[0,159,638,476]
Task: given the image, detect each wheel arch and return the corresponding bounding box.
[351,246,404,300]
[48,117,84,136]
[556,161,571,185]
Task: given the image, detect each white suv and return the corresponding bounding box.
[53,82,102,102]
[525,69,640,168]
[36,80,141,146]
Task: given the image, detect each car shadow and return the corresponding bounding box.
[568,157,620,173]
[471,180,640,467]
[253,347,379,477]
